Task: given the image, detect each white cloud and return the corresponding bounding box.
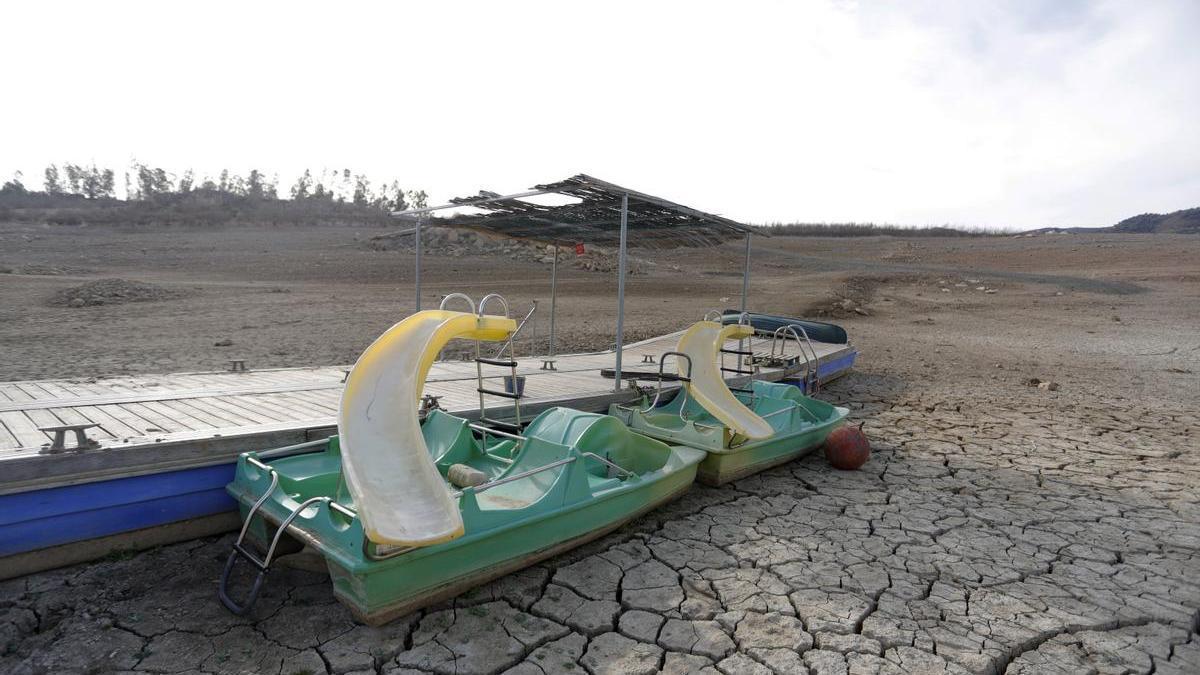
[1,0,1196,228]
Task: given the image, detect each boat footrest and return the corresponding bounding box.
[478,387,521,400]
[476,357,518,367]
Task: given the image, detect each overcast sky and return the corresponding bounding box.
[2,1,1197,229]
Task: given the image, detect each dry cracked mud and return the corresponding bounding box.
[2,363,1196,674]
[1,227,1198,673]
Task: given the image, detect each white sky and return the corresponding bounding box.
[2,0,1197,229]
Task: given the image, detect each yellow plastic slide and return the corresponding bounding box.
[338,310,516,547]
[675,321,775,440]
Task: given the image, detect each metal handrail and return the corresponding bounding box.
[640,351,693,414]
[237,455,411,569]
[494,302,538,358]
[469,422,525,463]
[468,423,526,442]
[771,325,820,394]
[581,452,634,478]
[471,456,576,494]
[478,293,511,318]
[474,293,522,426]
[263,497,329,567]
[255,437,332,460]
[234,458,280,546]
[760,401,819,423]
[439,293,477,313]
[703,309,723,322]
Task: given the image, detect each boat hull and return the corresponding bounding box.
[228,435,705,624]
[338,475,693,623]
[696,424,836,486]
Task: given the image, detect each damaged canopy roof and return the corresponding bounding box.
[398,174,756,249]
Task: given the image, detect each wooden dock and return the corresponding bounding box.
[0,331,856,493]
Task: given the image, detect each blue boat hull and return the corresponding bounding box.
[783,349,858,391]
[0,465,236,558]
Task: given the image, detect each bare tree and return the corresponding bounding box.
[44,165,63,194]
[1,170,27,195]
[406,189,428,209]
[64,164,83,194]
[290,169,312,200]
[353,174,371,206]
[247,169,265,199]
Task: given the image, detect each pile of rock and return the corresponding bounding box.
[937,278,999,294]
[49,279,181,308]
[368,226,648,274]
[807,275,883,318]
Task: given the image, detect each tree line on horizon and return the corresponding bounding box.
[758,221,1002,237]
[0,163,427,212]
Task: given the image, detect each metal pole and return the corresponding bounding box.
[739,231,751,371]
[529,300,538,359]
[741,231,751,314]
[415,217,423,311]
[549,241,558,360]
[614,194,629,392]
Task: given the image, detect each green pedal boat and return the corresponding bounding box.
[611,380,847,485]
[219,297,704,624]
[222,408,703,624]
[608,318,848,485]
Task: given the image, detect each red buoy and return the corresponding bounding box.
[824,426,871,470]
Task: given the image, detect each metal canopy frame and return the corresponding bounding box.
[391,174,762,393]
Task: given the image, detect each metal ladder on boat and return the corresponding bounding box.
[707,310,760,405]
[476,294,523,430]
[768,324,822,395]
[218,446,357,615]
[439,292,525,432]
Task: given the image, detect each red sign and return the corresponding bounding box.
[574,243,586,255]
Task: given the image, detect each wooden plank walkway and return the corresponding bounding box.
[0,331,854,489]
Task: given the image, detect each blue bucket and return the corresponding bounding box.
[503,375,526,397]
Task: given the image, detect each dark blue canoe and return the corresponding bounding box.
[721,310,848,345]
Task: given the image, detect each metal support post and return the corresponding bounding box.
[549,241,558,360]
[415,217,423,311]
[739,231,751,371]
[613,194,629,392]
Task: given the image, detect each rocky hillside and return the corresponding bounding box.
[1023,207,1199,235]
[367,226,655,274]
[1112,207,1200,234]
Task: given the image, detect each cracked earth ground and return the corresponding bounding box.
[2,268,1198,674]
